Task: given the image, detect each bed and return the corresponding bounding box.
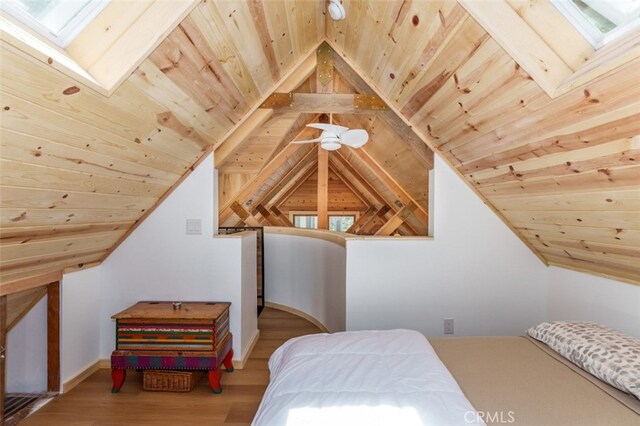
[253,325,640,426]
[252,329,484,425]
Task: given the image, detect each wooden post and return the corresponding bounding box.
[317,145,329,230]
[1,295,6,417]
[47,281,60,393]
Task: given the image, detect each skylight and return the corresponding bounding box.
[1,0,108,47]
[553,0,640,48]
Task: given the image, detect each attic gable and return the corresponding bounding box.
[216,42,432,236]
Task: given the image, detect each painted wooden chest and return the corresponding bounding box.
[110,301,233,393]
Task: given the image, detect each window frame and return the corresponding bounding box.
[1,0,109,48]
[290,211,360,232]
[551,0,640,49]
[292,214,318,230]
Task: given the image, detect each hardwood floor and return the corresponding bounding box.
[20,307,321,426]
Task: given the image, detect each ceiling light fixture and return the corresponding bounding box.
[328,0,346,21]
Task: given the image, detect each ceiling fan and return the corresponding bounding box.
[291,115,369,151]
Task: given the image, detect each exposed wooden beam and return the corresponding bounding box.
[317,145,329,229]
[47,281,60,393]
[7,286,47,332]
[262,115,320,167]
[230,201,262,227]
[360,205,392,235]
[271,161,319,208]
[214,109,274,168]
[219,143,308,223]
[0,270,63,296]
[377,112,434,169]
[270,206,294,227]
[346,207,376,234]
[211,39,319,151]
[375,202,418,236]
[332,52,434,169]
[254,204,281,226]
[458,0,572,98]
[260,93,388,113]
[328,161,372,208]
[258,149,318,209]
[350,148,428,225]
[332,150,387,207]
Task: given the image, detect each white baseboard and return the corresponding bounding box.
[62,360,101,393]
[265,301,330,333]
[233,329,260,370]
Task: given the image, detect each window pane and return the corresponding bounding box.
[294,215,317,229]
[329,216,355,232]
[572,0,617,33]
[11,0,95,36]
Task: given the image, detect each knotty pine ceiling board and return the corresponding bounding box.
[2,0,637,285]
[328,0,639,283]
[0,0,324,285]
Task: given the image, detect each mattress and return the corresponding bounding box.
[252,329,485,426]
[430,336,640,426]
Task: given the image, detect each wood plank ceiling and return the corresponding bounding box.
[0,0,638,287]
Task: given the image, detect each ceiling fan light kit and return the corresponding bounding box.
[328,0,346,21]
[292,120,369,151]
[321,141,342,151]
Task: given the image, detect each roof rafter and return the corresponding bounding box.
[256,147,318,210]
[331,49,434,169]
[219,143,312,223]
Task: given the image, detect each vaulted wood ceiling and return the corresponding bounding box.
[216,50,432,236]
[1,0,638,289]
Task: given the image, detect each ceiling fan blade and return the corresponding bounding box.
[339,129,369,148]
[291,138,322,144]
[306,123,349,134]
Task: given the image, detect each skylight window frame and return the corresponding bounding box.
[551,0,640,49]
[1,0,110,48]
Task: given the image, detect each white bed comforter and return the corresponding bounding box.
[252,329,484,426]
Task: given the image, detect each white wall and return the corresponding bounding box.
[43,151,638,389]
[547,266,640,338]
[265,232,346,332]
[240,233,259,350]
[61,266,101,385]
[209,231,258,359]
[345,156,548,336]
[6,296,47,393]
[99,153,257,362]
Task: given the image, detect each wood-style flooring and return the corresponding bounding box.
[21,307,321,425]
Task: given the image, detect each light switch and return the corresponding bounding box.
[186,219,202,235]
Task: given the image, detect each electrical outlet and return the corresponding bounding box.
[444,318,454,335]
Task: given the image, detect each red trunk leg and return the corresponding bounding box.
[111,369,126,393]
[208,368,222,394]
[223,349,234,372]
